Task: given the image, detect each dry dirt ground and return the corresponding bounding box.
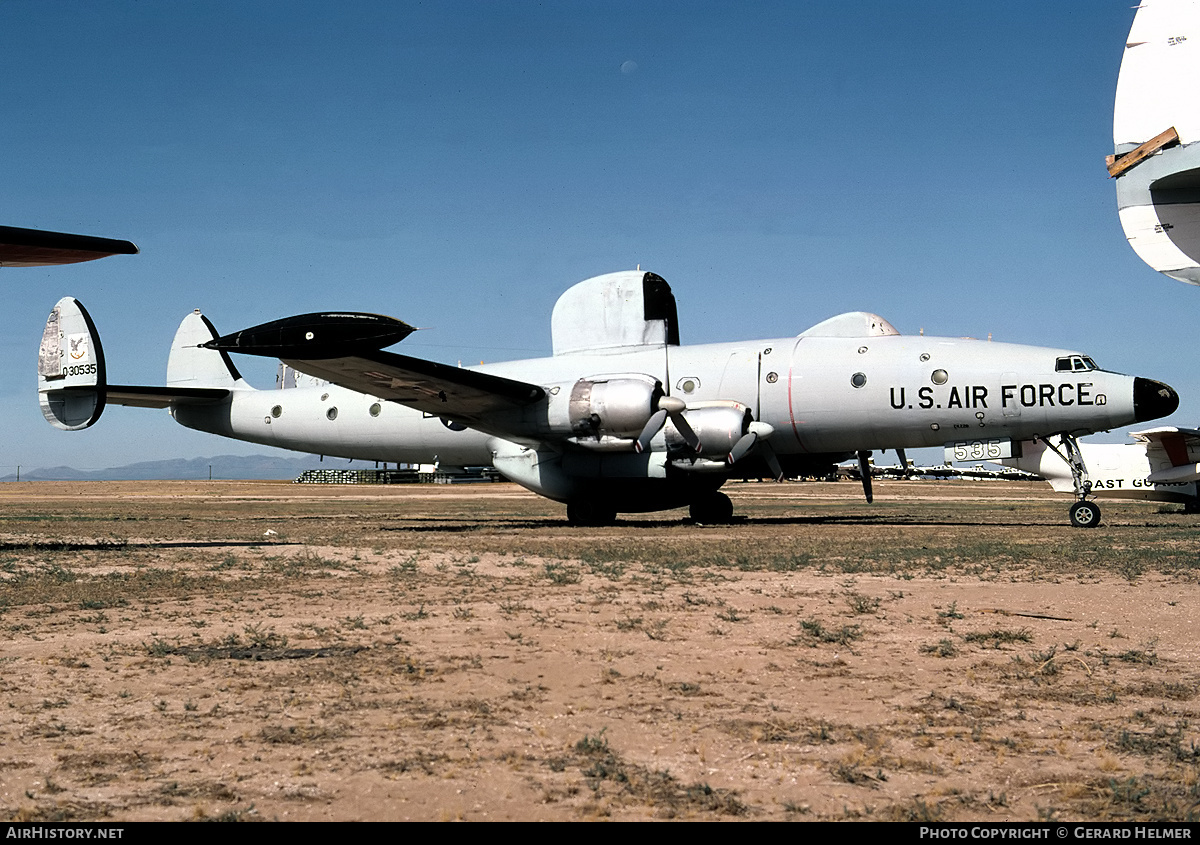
[2,478,1200,821]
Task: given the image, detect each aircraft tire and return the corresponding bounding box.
[566,499,617,527]
[1069,500,1101,529]
[690,491,734,525]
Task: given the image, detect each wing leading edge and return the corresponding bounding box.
[281,351,546,425]
[1133,426,1200,483]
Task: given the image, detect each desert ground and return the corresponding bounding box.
[1,477,1200,821]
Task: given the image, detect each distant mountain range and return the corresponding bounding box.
[1,454,381,482]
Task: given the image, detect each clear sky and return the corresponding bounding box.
[0,1,1192,472]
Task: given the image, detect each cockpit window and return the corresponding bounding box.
[1055,355,1097,373]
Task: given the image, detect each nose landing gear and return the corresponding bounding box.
[1041,433,1101,528]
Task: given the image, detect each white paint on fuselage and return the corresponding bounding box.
[168,332,1143,470]
[172,383,495,466]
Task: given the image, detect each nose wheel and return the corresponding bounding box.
[1069,500,1101,528]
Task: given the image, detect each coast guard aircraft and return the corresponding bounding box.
[999,429,1200,519]
[37,270,1179,525]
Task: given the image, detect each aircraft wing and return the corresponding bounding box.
[281,350,546,425]
[0,225,138,267]
[1131,426,1200,483]
[200,311,548,428]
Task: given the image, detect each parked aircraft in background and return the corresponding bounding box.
[37,270,1178,525]
[0,225,137,268]
[1110,0,1200,283]
[998,429,1200,523]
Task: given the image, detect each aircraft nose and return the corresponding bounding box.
[1134,377,1179,422]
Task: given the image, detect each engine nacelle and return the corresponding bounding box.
[666,402,751,459]
[564,374,662,440]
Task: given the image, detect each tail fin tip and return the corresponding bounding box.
[166,310,242,388]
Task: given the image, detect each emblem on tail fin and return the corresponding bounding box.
[68,334,90,362]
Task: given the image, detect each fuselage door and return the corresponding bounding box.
[1002,373,1021,418]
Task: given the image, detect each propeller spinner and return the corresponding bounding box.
[727,421,784,481]
[634,394,701,454]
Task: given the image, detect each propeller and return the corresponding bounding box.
[896,448,913,479]
[634,394,701,454]
[727,422,784,481]
[857,450,873,503]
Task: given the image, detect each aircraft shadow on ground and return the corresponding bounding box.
[379,514,1056,532]
[0,539,301,552]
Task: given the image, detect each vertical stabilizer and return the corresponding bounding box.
[37,297,107,430]
[167,310,242,389]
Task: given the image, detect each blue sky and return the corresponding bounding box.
[1,1,1192,472]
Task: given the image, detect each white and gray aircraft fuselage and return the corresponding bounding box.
[38,271,1178,524]
[178,336,1161,468]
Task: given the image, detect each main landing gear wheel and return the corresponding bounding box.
[689,491,734,525]
[566,499,617,527]
[1069,500,1101,529]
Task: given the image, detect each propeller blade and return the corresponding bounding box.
[634,408,669,454]
[896,448,912,479]
[727,432,758,465]
[857,450,874,504]
[669,410,702,453]
[762,442,784,481]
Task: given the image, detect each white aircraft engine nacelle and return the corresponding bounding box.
[666,402,751,459]
[552,374,661,442]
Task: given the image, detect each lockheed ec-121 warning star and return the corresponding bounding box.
[38,270,1178,526]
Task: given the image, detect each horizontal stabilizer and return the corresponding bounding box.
[41,384,229,411]
[106,385,230,409]
[0,225,137,267]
